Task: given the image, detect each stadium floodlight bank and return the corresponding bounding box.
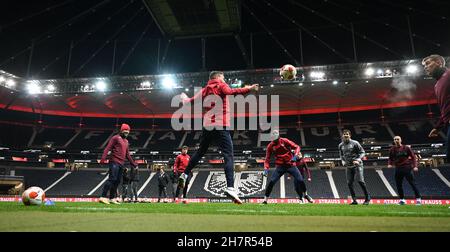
[1,57,449,95]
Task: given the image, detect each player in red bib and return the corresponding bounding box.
[262,130,307,204]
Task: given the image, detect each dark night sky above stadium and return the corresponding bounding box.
[1,0,449,79]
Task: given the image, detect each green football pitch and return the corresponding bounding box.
[0,202,449,232]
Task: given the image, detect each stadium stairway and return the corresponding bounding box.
[285,170,335,199]
[438,165,450,181]
[382,168,450,198]
[45,170,106,196]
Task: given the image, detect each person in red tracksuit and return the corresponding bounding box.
[173,146,191,202]
[388,136,422,205]
[262,130,307,204]
[99,124,137,205]
[178,71,259,204]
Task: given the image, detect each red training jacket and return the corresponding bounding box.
[264,138,301,169]
[173,153,190,173]
[184,79,251,127]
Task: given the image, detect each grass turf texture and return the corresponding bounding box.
[0,202,449,231]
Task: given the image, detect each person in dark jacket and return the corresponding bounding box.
[129,166,140,203]
[157,167,170,203]
[121,167,132,202]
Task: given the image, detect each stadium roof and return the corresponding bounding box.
[0,0,449,79]
[142,0,241,38]
[0,78,436,118]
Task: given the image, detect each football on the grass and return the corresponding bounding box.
[22,186,45,206]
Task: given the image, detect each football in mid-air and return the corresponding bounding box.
[279,64,297,80]
[22,186,45,206]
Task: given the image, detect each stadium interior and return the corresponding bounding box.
[0,0,449,203]
[1,75,449,199]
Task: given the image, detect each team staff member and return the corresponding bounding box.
[339,129,371,205]
[129,165,140,203]
[157,167,170,203]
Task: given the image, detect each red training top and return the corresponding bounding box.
[184,79,251,127]
[388,145,417,169]
[434,69,450,129]
[173,153,190,173]
[264,138,301,169]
